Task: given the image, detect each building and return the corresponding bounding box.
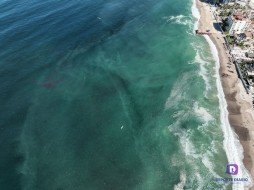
[227,13,250,34]
[246,52,254,58]
[231,48,252,61]
[235,0,249,6]
[250,0,254,9]
[220,0,230,3]
[219,0,233,3]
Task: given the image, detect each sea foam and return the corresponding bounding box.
[174,171,187,190]
[193,50,211,96]
[164,73,190,110]
[168,103,222,189]
[191,0,211,95]
[194,102,213,126]
[164,15,192,27]
[191,0,200,30]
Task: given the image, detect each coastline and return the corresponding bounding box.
[195,0,254,189]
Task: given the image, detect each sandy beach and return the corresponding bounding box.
[196,0,254,189]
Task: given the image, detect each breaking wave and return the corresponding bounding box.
[193,102,213,126]
[163,15,192,27]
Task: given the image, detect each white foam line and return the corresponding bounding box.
[174,170,187,190]
[191,0,211,96]
[204,35,252,189]
[191,0,200,30]
[194,50,211,96]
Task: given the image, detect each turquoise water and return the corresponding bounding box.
[0,0,232,189]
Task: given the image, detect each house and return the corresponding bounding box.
[220,0,230,3]
[246,52,254,58]
[219,0,236,4]
[235,0,248,7]
[227,13,250,34]
[250,0,254,9]
[244,31,253,39]
[238,33,247,39]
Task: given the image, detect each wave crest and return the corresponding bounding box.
[163,15,192,27]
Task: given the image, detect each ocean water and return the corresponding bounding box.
[0,0,248,189]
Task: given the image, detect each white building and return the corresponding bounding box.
[250,0,254,9]
[227,14,250,34]
[235,0,249,6]
[231,48,253,61]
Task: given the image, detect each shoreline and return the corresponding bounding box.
[195,0,254,189]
